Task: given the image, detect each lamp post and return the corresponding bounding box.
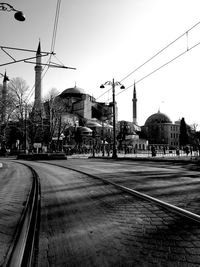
[0,3,25,21]
[100,78,125,159]
[24,103,28,153]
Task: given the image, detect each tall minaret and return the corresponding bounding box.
[1,72,9,123]
[34,41,42,114]
[132,82,137,124]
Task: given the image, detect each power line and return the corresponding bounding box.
[119,20,200,84]
[50,0,61,53]
[96,20,200,105]
[116,39,200,98]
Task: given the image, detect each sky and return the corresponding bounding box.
[1,0,200,128]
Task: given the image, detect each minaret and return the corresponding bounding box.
[132,82,137,124]
[34,41,42,114]
[1,72,9,123]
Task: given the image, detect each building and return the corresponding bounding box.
[141,111,180,149]
[44,85,115,151]
[56,85,114,123]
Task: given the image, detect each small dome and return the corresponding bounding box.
[77,126,92,136]
[60,86,86,97]
[86,121,102,128]
[145,111,172,126]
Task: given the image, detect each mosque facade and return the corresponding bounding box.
[141,111,180,149]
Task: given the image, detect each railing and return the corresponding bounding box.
[66,149,200,159]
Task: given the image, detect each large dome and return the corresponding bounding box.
[145,111,172,126]
[60,86,86,98]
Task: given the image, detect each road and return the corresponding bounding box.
[22,158,200,266]
[62,158,200,214]
[0,160,32,266]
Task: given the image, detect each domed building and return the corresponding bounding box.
[145,112,172,125]
[44,85,115,151]
[56,85,113,122]
[57,85,95,120]
[141,110,180,149]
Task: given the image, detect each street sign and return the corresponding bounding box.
[33,143,42,148]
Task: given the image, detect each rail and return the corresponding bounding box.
[42,161,200,224]
[4,165,40,267]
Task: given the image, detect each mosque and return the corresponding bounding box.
[142,111,180,149]
[33,42,180,151]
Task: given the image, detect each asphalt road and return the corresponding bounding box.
[23,158,200,266]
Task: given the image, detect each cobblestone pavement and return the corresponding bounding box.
[94,161,200,215]
[0,159,32,266]
[23,160,200,266]
[49,158,200,214]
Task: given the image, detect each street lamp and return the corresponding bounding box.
[0,3,25,21]
[100,78,125,159]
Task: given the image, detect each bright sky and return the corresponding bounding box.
[1,0,200,128]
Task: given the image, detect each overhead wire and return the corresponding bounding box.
[116,39,200,98]
[119,20,200,84]
[82,20,200,118]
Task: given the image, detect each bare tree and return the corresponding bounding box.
[8,77,30,121]
[0,77,30,150]
[44,88,75,151]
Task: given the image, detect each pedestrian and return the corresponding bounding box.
[163,146,166,155]
[151,146,156,157]
[185,146,189,156]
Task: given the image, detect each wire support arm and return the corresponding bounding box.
[23,60,76,70]
[0,54,50,67]
[0,45,54,55]
[0,45,55,67]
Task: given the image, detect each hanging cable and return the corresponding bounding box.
[119,20,200,83]
[41,0,61,75]
[116,39,200,98]
[50,0,61,54]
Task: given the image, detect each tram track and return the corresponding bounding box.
[4,163,41,267]
[12,159,200,266]
[39,161,200,225]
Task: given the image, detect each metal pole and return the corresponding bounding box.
[102,120,105,156]
[24,104,27,153]
[92,130,95,157]
[112,78,117,159]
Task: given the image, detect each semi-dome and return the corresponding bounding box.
[145,111,172,126]
[60,86,86,98]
